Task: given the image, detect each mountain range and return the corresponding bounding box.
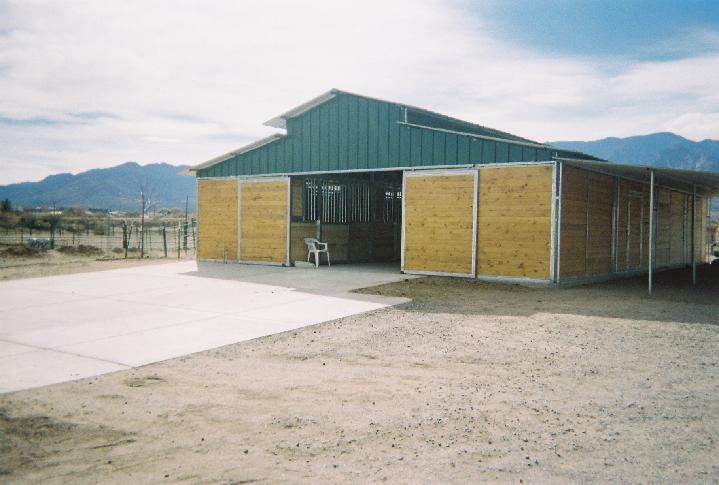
[549,132,719,210]
[0,132,716,211]
[0,162,195,212]
[548,132,719,172]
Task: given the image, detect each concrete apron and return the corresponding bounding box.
[0,261,412,393]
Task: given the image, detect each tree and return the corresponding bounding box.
[135,178,159,258]
[0,198,11,212]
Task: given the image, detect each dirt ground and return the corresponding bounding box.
[0,249,189,281]
[0,266,717,484]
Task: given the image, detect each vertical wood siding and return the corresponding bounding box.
[239,180,289,263]
[476,164,553,278]
[197,179,238,260]
[403,174,476,275]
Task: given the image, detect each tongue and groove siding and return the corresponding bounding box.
[559,165,707,281]
[239,180,289,264]
[197,179,238,260]
[476,164,553,279]
[402,172,476,276]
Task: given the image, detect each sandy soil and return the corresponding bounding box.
[0,250,188,281]
[0,267,717,484]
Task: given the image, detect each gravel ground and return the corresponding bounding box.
[0,266,717,484]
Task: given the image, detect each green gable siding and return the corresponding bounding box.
[197,92,594,178]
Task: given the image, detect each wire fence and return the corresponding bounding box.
[0,218,197,259]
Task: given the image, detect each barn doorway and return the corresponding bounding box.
[288,171,402,267]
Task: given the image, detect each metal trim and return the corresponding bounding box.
[691,184,697,285]
[556,161,563,283]
[397,121,556,150]
[237,178,242,260]
[403,168,482,178]
[555,157,716,196]
[549,161,558,283]
[403,270,477,279]
[476,274,552,285]
[648,170,656,294]
[236,260,288,267]
[400,171,407,272]
[238,176,291,184]
[194,161,555,181]
[472,169,479,277]
[286,177,291,267]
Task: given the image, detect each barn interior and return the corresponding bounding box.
[288,171,403,266]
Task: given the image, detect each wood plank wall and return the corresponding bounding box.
[560,165,704,280]
[586,172,615,275]
[655,188,672,267]
[290,222,317,263]
[197,179,237,260]
[694,196,707,262]
[559,166,589,277]
[291,177,304,218]
[476,164,553,278]
[559,167,629,277]
[403,174,476,275]
[615,180,645,272]
[669,190,686,265]
[239,180,288,263]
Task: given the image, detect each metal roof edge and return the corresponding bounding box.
[554,156,719,195]
[263,89,339,129]
[189,133,286,172]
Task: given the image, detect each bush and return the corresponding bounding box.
[56,245,103,256]
[1,245,42,257]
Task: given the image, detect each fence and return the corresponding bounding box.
[0,218,197,259]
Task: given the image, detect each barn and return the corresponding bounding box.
[190,89,718,291]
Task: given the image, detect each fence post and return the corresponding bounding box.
[191,218,196,254]
[123,222,128,259]
[177,222,181,259]
[162,224,167,258]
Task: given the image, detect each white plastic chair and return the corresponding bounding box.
[304,237,330,268]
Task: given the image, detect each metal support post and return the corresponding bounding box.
[691,184,696,286]
[648,171,656,295]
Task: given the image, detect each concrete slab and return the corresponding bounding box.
[0,260,411,393]
[0,349,129,393]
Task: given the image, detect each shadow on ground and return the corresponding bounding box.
[182,261,410,297]
[356,264,719,325]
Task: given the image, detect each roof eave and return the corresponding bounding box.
[189,133,286,172]
[263,89,339,129]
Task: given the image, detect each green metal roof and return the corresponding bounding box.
[193,89,602,178]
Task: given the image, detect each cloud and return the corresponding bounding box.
[0,0,718,183]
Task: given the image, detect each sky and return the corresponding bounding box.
[0,0,718,184]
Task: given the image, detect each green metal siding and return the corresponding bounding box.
[197,92,595,178]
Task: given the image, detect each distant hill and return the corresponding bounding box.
[548,132,719,172]
[0,162,195,212]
